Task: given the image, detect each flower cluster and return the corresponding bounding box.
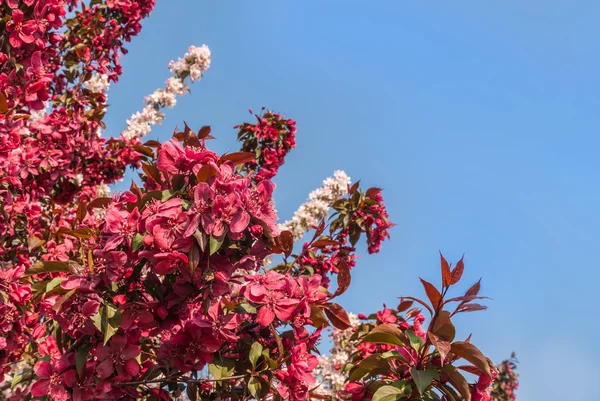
[1,119,392,400]
[491,355,519,401]
[122,45,211,140]
[280,170,351,240]
[236,108,297,182]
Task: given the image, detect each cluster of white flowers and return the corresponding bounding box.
[84,73,110,93]
[122,45,211,141]
[314,313,361,397]
[279,170,351,240]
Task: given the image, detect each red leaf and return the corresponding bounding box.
[196,164,219,183]
[142,163,162,184]
[311,239,342,248]
[348,181,360,195]
[397,299,414,312]
[428,332,451,364]
[87,197,112,209]
[333,261,351,297]
[450,342,492,378]
[450,255,465,285]
[440,252,452,288]
[465,279,482,297]
[365,187,382,198]
[132,145,154,157]
[198,126,212,139]
[0,92,8,114]
[401,296,433,316]
[219,152,255,166]
[323,303,351,330]
[442,365,471,401]
[419,278,442,310]
[279,231,294,258]
[457,304,488,313]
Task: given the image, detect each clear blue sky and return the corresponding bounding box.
[106,2,600,400]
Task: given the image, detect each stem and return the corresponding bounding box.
[116,374,249,387]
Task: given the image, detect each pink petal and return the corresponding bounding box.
[230,210,250,233]
[256,305,275,327]
[34,360,52,379]
[124,359,140,377]
[96,358,114,379]
[30,379,50,396]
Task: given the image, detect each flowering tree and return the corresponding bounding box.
[0,2,513,401]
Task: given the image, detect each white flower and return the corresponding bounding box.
[279,170,351,240]
[122,45,211,140]
[84,73,110,93]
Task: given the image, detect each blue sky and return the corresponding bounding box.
[106,2,600,400]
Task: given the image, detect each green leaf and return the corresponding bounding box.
[46,277,66,292]
[372,385,405,401]
[249,341,263,367]
[131,233,144,251]
[24,261,70,276]
[209,233,225,255]
[91,303,122,345]
[11,372,26,389]
[248,376,261,399]
[235,303,257,314]
[362,332,405,347]
[406,330,425,351]
[410,368,438,395]
[193,230,208,252]
[76,345,91,378]
[208,358,235,380]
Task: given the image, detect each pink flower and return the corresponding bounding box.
[338,382,366,401]
[6,10,37,48]
[31,354,75,401]
[94,335,140,380]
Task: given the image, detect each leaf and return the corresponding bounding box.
[440,252,452,288]
[189,245,200,274]
[365,187,382,198]
[131,233,144,252]
[209,233,225,255]
[279,230,294,258]
[372,385,405,401]
[428,332,451,364]
[45,277,66,292]
[0,93,8,114]
[142,163,162,184]
[249,341,263,367]
[248,377,259,398]
[362,324,408,347]
[131,145,154,157]
[450,342,491,378]
[11,371,27,389]
[27,236,46,252]
[457,303,488,313]
[312,239,342,248]
[450,255,465,285]
[196,164,219,182]
[208,358,235,379]
[465,279,482,297]
[397,299,413,312]
[53,289,76,312]
[87,197,112,209]
[433,312,456,342]
[410,368,438,395]
[309,305,329,328]
[193,230,208,252]
[401,296,434,315]
[76,345,91,378]
[333,260,351,297]
[442,365,471,401]
[323,303,351,330]
[219,152,256,166]
[419,278,442,310]
[186,382,198,401]
[198,125,212,139]
[76,201,87,222]
[24,261,70,276]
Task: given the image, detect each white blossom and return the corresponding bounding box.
[84,73,110,93]
[279,170,351,240]
[122,45,211,140]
